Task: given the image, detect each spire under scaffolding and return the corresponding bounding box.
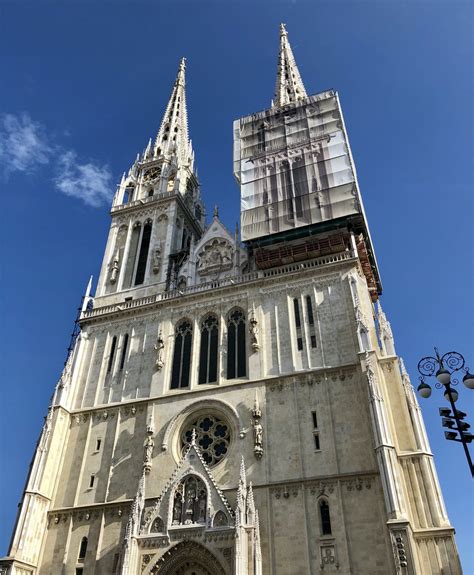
[273,23,307,107]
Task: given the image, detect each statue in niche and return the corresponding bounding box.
[109,252,120,284]
[172,476,207,526]
[252,395,264,459]
[143,426,154,474]
[152,243,161,274]
[197,489,207,523]
[249,311,259,352]
[154,331,164,371]
[172,488,183,525]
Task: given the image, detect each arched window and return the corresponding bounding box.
[172,475,207,525]
[198,315,218,385]
[134,220,152,286]
[171,320,193,389]
[119,334,129,371]
[227,309,246,379]
[123,222,141,288]
[78,536,88,561]
[320,500,332,535]
[107,336,117,373]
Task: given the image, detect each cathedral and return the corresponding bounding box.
[1,25,462,575]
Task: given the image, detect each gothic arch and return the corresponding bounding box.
[148,541,227,575]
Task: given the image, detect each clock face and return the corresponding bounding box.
[144,167,161,181]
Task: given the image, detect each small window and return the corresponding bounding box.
[297,337,303,351]
[107,336,117,373]
[95,439,102,452]
[112,554,120,573]
[312,411,318,429]
[78,537,88,561]
[76,569,84,575]
[313,434,320,451]
[89,475,95,489]
[311,335,317,348]
[320,500,332,535]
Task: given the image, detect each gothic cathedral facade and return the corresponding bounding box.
[1,25,462,575]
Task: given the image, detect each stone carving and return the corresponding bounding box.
[152,243,161,274]
[109,251,120,284]
[252,393,263,459]
[249,307,260,352]
[154,331,164,371]
[320,545,339,570]
[143,425,154,474]
[172,475,207,526]
[198,239,233,276]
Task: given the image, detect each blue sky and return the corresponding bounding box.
[1,0,473,569]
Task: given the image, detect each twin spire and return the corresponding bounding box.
[142,25,307,164]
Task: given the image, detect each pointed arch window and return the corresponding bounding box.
[320,500,332,535]
[107,336,117,374]
[78,537,88,561]
[119,334,129,371]
[171,320,193,389]
[199,315,218,385]
[227,309,246,379]
[134,220,152,286]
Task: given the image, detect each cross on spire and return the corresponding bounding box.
[273,23,307,107]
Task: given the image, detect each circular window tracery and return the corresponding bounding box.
[181,414,231,466]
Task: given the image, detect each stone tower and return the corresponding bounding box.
[1,26,461,575]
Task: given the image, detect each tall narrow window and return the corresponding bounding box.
[199,315,218,384]
[78,537,88,561]
[119,334,129,371]
[293,298,303,351]
[171,320,193,389]
[227,310,246,379]
[124,223,141,288]
[134,220,152,285]
[306,295,317,348]
[312,409,321,451]
[320,500,332,535]
[89,475,95,489]
[107,336,117,373]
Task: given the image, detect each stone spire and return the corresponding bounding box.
[273,23,307,107]
[153,57,193,168]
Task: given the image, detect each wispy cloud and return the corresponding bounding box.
[0,113,51,174]
[55,151,113,208]
[0,112,113,208]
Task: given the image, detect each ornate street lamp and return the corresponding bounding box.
[417,348,474,476]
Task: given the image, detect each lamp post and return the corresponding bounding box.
[417,348,474,476]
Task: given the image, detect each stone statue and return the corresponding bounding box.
[154,331,164,371]
[152,243,161,274]
[252,394,264,459]
[249,312,259,352]
[110,252,120,284]
[172,492,183,525]
[143,426,154,474]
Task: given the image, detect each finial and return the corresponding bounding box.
[213,205,219,219]
[179,57,186,71]
[280,22,287,36]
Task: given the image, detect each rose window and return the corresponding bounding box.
[181,415,231,466]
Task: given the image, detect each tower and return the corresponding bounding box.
[1,26,461,575]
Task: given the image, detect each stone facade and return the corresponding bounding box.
[1,26,461,575]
